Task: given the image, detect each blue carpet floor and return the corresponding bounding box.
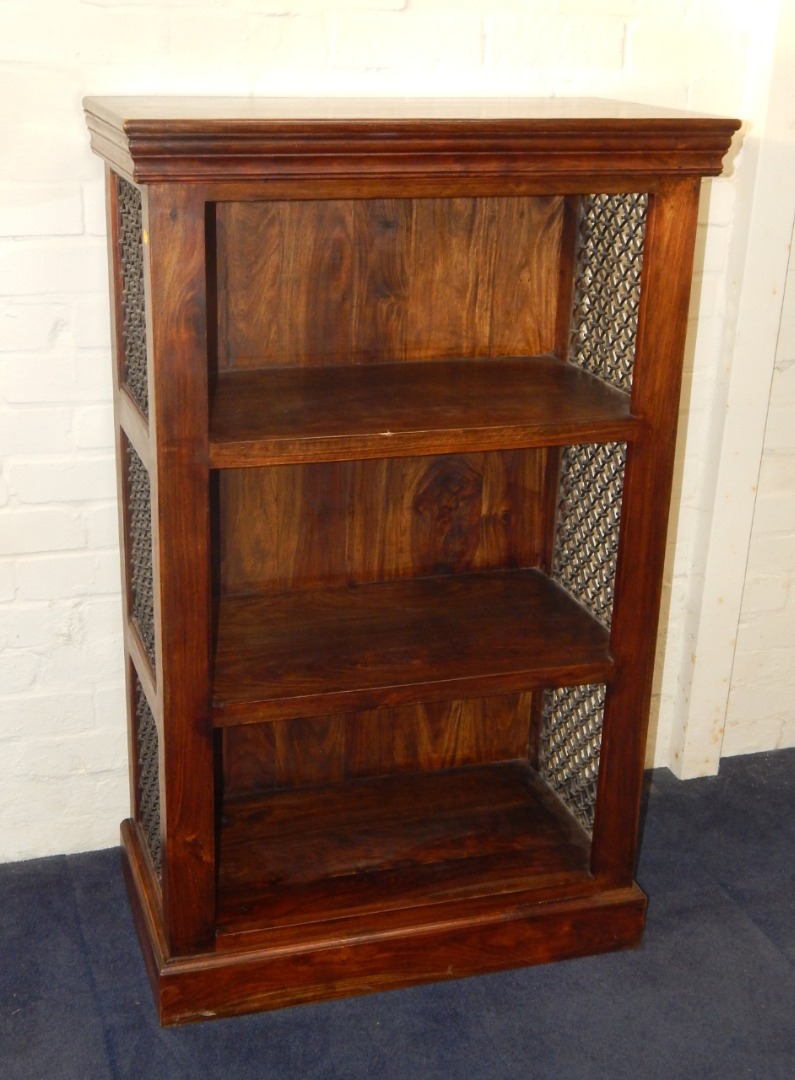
[1,749,794,1079]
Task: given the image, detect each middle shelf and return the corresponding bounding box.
[209,355,638,467]
[212,568,613,726]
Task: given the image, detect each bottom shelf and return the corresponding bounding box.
[121,762,648,1024]
[216,761,592,939]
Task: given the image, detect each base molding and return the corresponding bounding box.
[120,821,647,1026]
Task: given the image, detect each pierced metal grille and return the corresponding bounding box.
[125,438,156,669]
[539,192,648,831]
[134,675,161,879]
[551,441,626,629]
[539,684,605,832]
[117,176,149,418]
[569,192,648,392]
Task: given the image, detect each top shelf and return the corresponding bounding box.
[209,355,638,467]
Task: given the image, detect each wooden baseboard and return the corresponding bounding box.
[121,821,646,1026]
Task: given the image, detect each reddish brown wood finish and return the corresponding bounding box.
[212,570,613,724]
[83,96,738,187]
[215,197,562,368]
[216,763,591,929]
[145,185,216,952]
[591,178,705,884]
[209,357,636,467]
[122,811,646,1024]
[222,692,533,798]
[216,450,549,592]
[88,96,739,1025]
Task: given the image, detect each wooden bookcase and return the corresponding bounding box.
[84,97,738,1025]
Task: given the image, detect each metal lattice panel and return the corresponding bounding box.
[569,192,648,392]
[125,438,156,669]
[134,675,161,879]
[117,177,149,418]
[551,441,626,629]
[539,192,647,830]
[539,684,605,832]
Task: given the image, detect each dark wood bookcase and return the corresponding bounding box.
[84,96,738,1024]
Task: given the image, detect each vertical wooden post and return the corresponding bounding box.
[591,177,703,883]
[144,184,215,953]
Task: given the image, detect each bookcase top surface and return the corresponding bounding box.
[84,95,739,187]
[84,94,731,125]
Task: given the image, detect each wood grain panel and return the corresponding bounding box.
[145,184,216,953]
[209,355,637,468]
[214,197,563,368]
[212,569,613,725]
[217,449,547,593]
[217,201,353,368]
[403,198,496,359]
[490,197,564,356]
[220,763,578,893]
[222,692,532,797]
[350,199,413,362]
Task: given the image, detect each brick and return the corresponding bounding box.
[41,604,124,691]
[155,11,328,70]
[73,404,114,449]
[746,534,795,578]
[756,452,795,497]
[775,319,795,367]
[0,507,85,556]
[743,490,795,535]
[0,184,84,238]
[409,0,535,10]
[0,123,96,185]
[722,710,793,757]
[627,19,750,83]
[0,775,126,860]
[740,573,790,616]
[0,561,14,602]
[0,300,71,352]
[333,13,483,69]
[82,176,109,238]
[0,239,108,297]
[78,352,114,402]
[0,650,39,693]
[696,223,730,274]
[246,0,405,9]
[80,502,121,549]
[0,59,81,128]
[734,639,795,699]
[557,0,687,12]
[701,177,737,228]
[0,4,166,68]
[487,15,624,71]
[5,726,128,780]
[73,295,112,349]
[8,455,117,504]
[1,354,111,404]
[93,683,127,729]
[0,691,95,739]
[689,78,746,118]
[0,408,72,455]
[244,13,329,67]
[15,550,121,601]
[80,595,124,643]
[0,603,53,650]
[737,605,795,653]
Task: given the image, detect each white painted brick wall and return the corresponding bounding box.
[724,208,795,755]
[0,0,787,860]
